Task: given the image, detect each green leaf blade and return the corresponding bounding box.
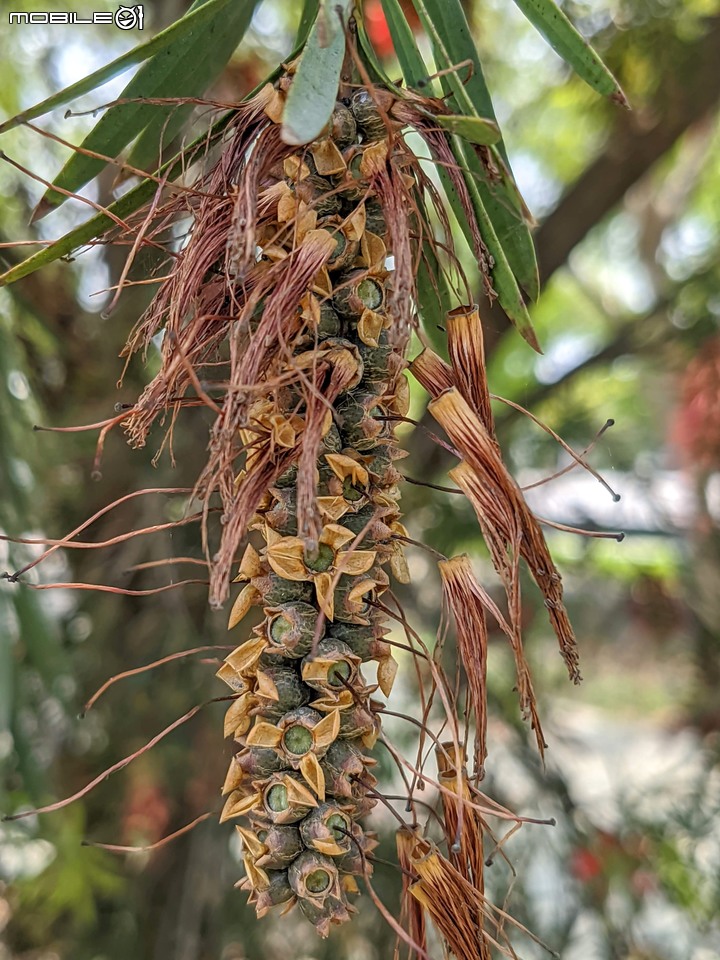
[511,0,627,104]
[455,139,541,353]
[435,114,500,146]
[409,0,540,303]
[0,0,238,135]
[281,1,352,146]
[380,0,430,88]
[125,1,258,176]
[35,0,257,218]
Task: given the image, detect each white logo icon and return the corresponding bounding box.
[114,4,144,30]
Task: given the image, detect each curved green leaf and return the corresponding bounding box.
[35,0,258,219]
[281,0,352,146]
[0,0,239,135]
[0,57,298,287]
[435,114,500,146]
[454,138,541,353]
[512,0,627,104]
[297,0,320,46]
[410,0,540,301]
[125,0,258,177]
[0,113,233,286]
[380,0,430,88]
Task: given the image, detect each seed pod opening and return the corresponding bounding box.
[265,601,320,658]
[333,270,385,318]
[300,802,353,856]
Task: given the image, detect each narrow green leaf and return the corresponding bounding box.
[0,113,234,286]
[410,0,503,152]
[297,0,320,46]
[512,0,627,104]
[125,0,258,176]
[435,114,500,146]
[454,137,541,352]
[416,242,454,357]
[0,0,238,135]
[124,103,194,176]
[281,0,352,146]
[461,148,540,302]
[410,0,540,301]
[35,0,257,218]
[0,56,297,287]
[379,0,429,88]
[356,12,397,87]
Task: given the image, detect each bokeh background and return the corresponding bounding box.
[1,1,720,958]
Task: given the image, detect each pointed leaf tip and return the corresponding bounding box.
[511,0,626,103]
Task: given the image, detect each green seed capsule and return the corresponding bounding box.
[338,700,377,740]
[254,824,304,869]
[266,602,320,658]
[335,827,375,876]
[294,174,342,217]
[300,802,352,855]
[235,746,286,778]
[266,783,288,812]
[317,301,342,339]
[338,504,378,542]
[253,658,309,719]
[283,724,314,756]
[336,390,390,451]
[330,102,358,149]
[333,270,385,319]
[275,462,298,489]
[364,197,387,238]
[330,232,359,272]
[322,424,343,454]
[350,89,388,143]
[332,573,373,623]
[252,870,294,912]
[277,706,324,762]
[260,574,314,606]
[302,638,359,695]
[265,486,298,536]
[289,850,340,901]
[358,332,394,384]
[260,773,317,824]
[297,893,351,936]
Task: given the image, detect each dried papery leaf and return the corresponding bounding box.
[409,347,455,397]
[225,635,267,675]
[313,709,341,751]
[236,825,266,860]
[222,759,246,797]
[246,721,283,749]
[408,843,493,960]
[397,828,428,960]
[429,389,580,690]
[220,790,262,823]
[445,305,496,437]
[310,138,347,176]
[224,695,255,739]
[228,583,261,628]
[435,749,488,928]
[216,662,248,693]
[438,556,489,778]
[253,824,304,869]
[450,461,543,753]
[376,655,398,697]
[299,752,326,800]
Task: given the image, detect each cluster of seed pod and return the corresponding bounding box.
[216,85,411,935]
